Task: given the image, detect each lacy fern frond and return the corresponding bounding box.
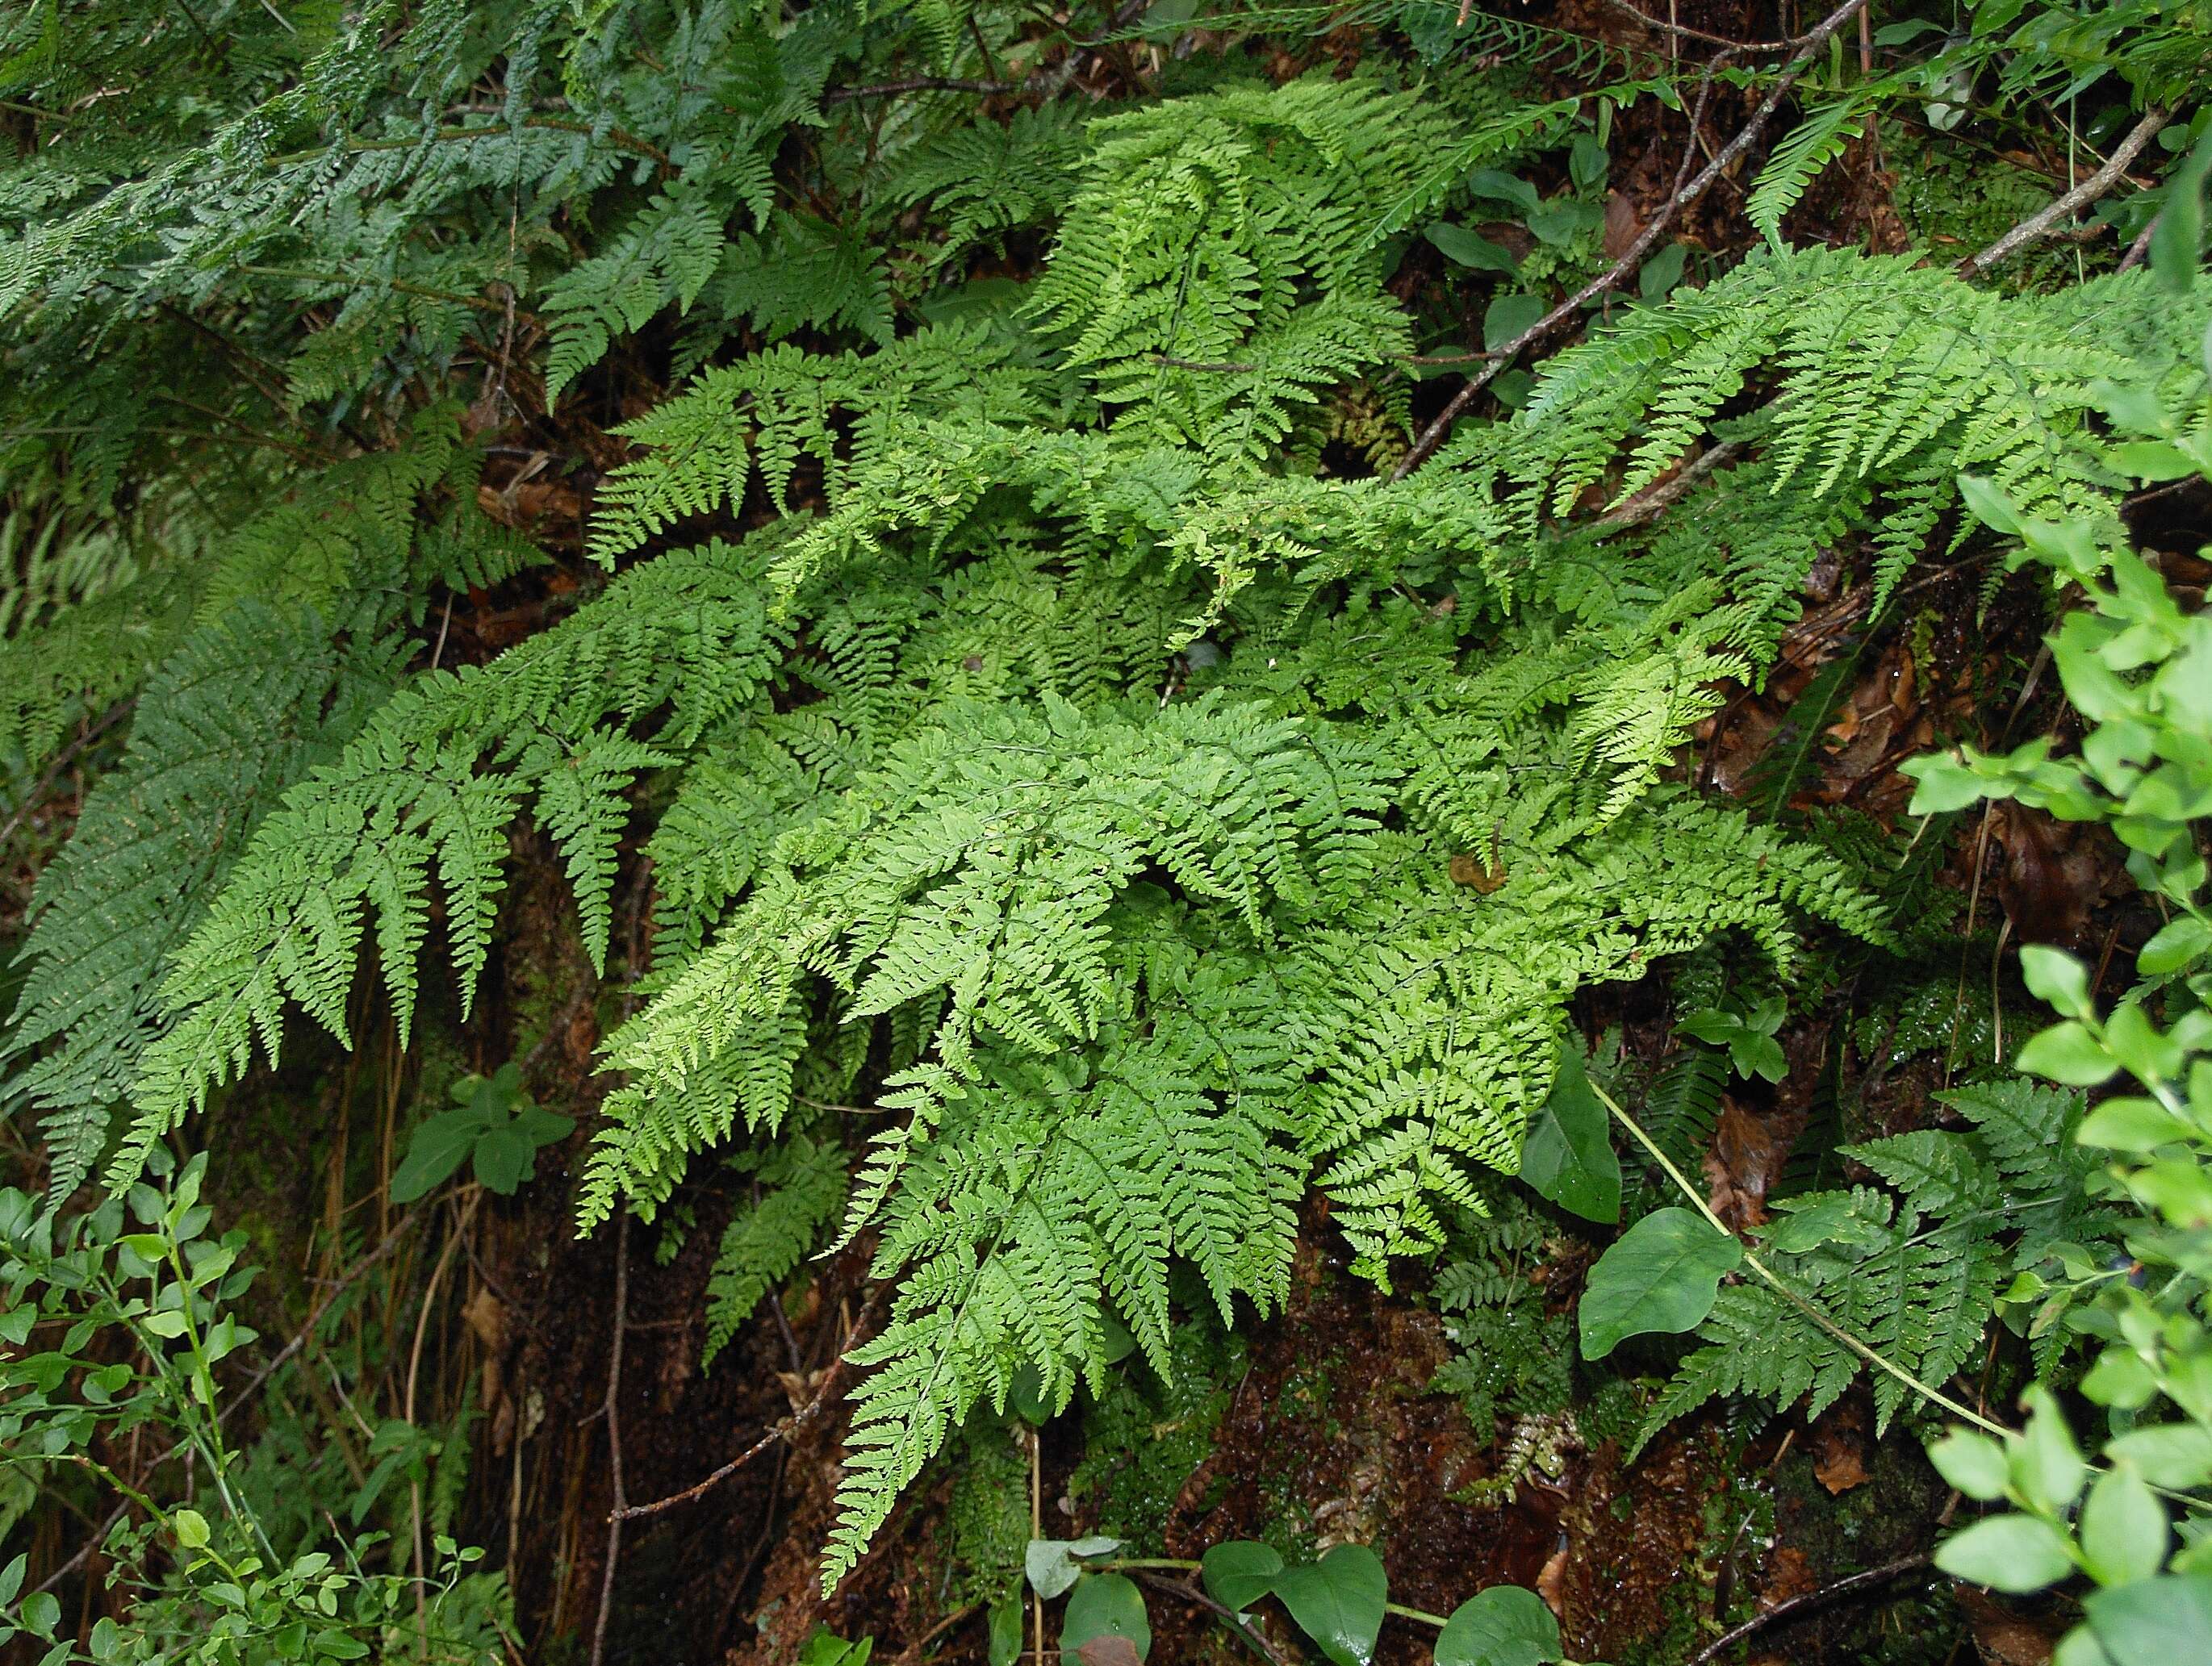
[1026,73,1456,456]
[2,605,404,1196]
[119,539,787,1182]
[1637,1079,2118,1447]
[1503,253,2212,568]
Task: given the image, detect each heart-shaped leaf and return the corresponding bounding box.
[1270,1544,1386,1666]
[1519,1042,1620,1223]
[1201,1541,1283,1613]
[1434,1585,1561,1666]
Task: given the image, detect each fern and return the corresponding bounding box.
[1636,1078,2120,1447]
[701,1134,849,1369]
[1746,99,1868,249]
[886,104,1091,271]
[542,178,730,405]
[2,605,404,1194]
[1026,74,1458,458]
[118,537,788,1182]
[11,27,2205,1615]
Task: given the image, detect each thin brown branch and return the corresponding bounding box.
[588,1216,629,1666]
[823,76,1018,102]
[1959,107,2169,278]
[1131,1572,1294,1665]
[1390,0,1877,482]
[33,1212,425,1597]
[1684,1555,1929,1664]
[0,699,134,852]
[1593,438,1745,529]
[1598,0,1795,51]
[2118,209,2164,273]
[610,1288,883,1522]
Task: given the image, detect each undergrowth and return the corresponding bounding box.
[1,0,2209,1660]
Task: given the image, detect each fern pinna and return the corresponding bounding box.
[5,25,2207,1605]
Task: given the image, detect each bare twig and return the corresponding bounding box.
[35,1213,425,1596]
[1684,1555,1929,1664]
[1593,438,1745,529]
[610,1288,884,1522]
[826,0,1149,106]
[1598,0,1796,51]
[0,699,134,852]
[1959,107,2169,277]
[2117,208,2164,274]
[1390,0,1875,482]
[588,1215,629,1666]
[823,76,1016,102]
[1131,1572,1294,1665]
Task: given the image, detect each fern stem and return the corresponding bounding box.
[265,118,671,169]
[234,265,517,316]
[1586,1077,2014,1440]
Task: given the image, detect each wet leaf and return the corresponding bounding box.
[1519,1042,1620,1223]
[1271,1544,1386,1666]
[1201,1541,1282,1613]
[1579,1207,1742,1359]
[1060,1573,1148,1662]
[1435,1585,1560,1666]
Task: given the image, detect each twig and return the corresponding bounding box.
[1130,1572,1294,1665]
[2117,209,2163,274]
[35,1213,424,1595]
[1593,439,1745,530]
[0,699,134,852]
[610,1288,884,1521]
[588,1215,629,1666]
[1593,1075,2013,1438]
[823,76,1017,102]
[1390,0,1875,482]
[1684,1555,1929,1664]
[826,0,1148,103]
[405,1193,480,1630]
[1030,1427,1044,1666]
[1598,0,1796,51]
[1959,108,2169,278]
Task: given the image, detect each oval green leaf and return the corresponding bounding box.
[1060,1572,1150,1663]
[1578,1207,1742,1359]
[1934,1514,2076,1593]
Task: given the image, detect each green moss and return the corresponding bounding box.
[938,1418,1031,1610]
[1071,1320,1244,1553]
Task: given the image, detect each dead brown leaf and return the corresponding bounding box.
[1811,1406,1871,1496]
[1705,1098,1786,1230]
[1076,1636,1144,1666]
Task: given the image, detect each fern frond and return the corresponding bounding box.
[119,540,788,1183]
[1746,99,1867,248]
[3,604,403,1196]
